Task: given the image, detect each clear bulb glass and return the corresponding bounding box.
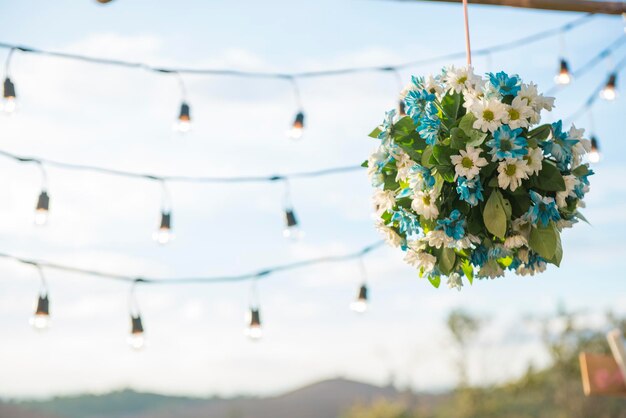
[283,225,304,240]
[128,332,146,350]
[173,120,192,133]
[588,150,601,163]
[2,98,16,114]
[350,299,368,314]
[30,313,50,330]
[287,126,303,140]
[245,325,263,340]
[153,227,173,245]
[555,72,571,85]
[599,87,617,101]
[34,209,48,226]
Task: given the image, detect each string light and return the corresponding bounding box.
[29,265,50,330]
[245,276,263,340]
[172,73,191,133]
[153,181,173,244]
[34,190,50,226]
[2,48,16,114]
[128,281,146,350]
[33,161,50,226]
[555,59,573,85]
[599,73,618,100]
[589,136,601,163]
[281,179,303,239]
[384,67,406,117]
[287,78,305,140]
[350,257,369,313]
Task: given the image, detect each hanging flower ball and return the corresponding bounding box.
[367,66,593,290]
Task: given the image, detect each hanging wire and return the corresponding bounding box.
[159,179,172,212]
[128,279,141,316]
[4,47,15,77]
[174,71,187,101]
[0,149,362,184]
[358,256,368,285]
[0,14,594,79]
[289,76,303,110]
[0,241,384,285]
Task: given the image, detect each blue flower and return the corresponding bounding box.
[436,209,466,240]
[488,245,510,259]
[411,164,436,188]
[418,115,441,146]
[377,109,396,145]
[404,89,435,122]
[471,245,489,267]
[508,257,522,271]
[456,176,484,207]
[526,190,561,227]
[488,71,521,96]
[486,125,528,160]
[391,209,421,239]
[540,121,580,170]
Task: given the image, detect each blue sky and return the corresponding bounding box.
[0,0,624,399]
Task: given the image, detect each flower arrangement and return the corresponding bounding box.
[367,66,593,290]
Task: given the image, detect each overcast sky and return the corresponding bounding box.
[0,0,624,399]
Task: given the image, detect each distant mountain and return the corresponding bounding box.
[0,402,64,418]
[13,378,446,418]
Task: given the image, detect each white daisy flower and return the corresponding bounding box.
[517,260,547,276]
[517,247,530,263]
[504,234,527,249]
[375,221,403,248]
[556,175,579,208]
[443,65,482,94]
[503,96,534,129]
[447,273,463,291]
[393,149,414,182]
[424,74,444,97]
[372,189,396,215]
[450,145,488,180]
[411,189,439,220]
[523,147,544,176]
[497,158,529,191]
[367,148,388,185]
[404,249,437,274]
[477,262,504,279]
[455,234,481,250]
[555,219,575,231]
[471,98,507,133]
[518,82,554,123]
[425,230,452,249]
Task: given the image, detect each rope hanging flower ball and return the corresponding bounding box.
[366,1,593,290]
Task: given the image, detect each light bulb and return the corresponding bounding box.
[350,284,368,313]
[173,102,191,133]
[589,136,601,163]
[555,59,572,85]
[34,191,49,226]
[599,74,617,101]
[153,212,173,244]
[282,208,303,239]
[287,111,304,140]
[3,77,16,114]
[30,294,50,330]
[128,315,146,350]
[245,308,262,340]
[398,100,406,117]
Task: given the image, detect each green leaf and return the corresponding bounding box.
[434,165,455,182]
[432,145,455,165]
[572,164,590,178]
[530,161,566,192]
[383,174,399,191]
[361,160,369,168]
[458,113,487,146]
[529,222,558,260]
[528,124,551,141]
[392,116,416,136]
[369,126,382,138]
[450,128,468,150]
[441,92,462,129]
[483,190,508,239]
[421,147,434,168]
[428,275,441,288]
[548,231,563,267]
[575,210,590,224]
[461,259,474,285]
[439,248,456,275]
